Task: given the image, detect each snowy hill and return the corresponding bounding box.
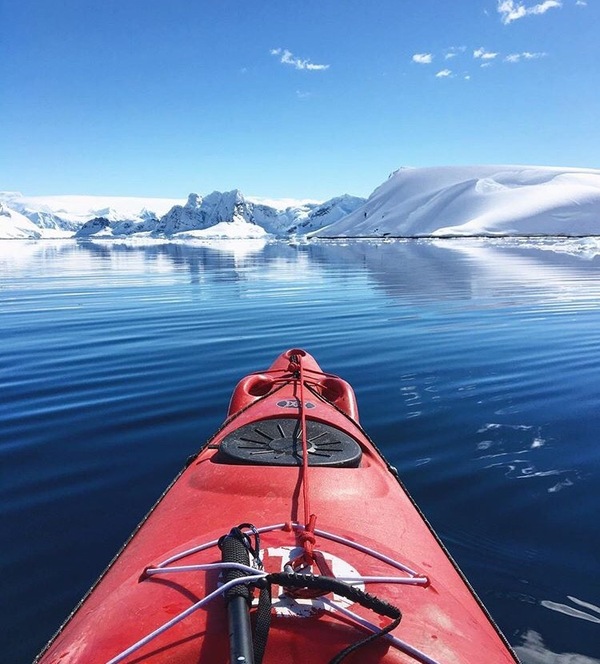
[2,166,599,239]
[0,202,44,238]
[314,166,600,238]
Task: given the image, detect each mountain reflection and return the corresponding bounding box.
[2,238,599,303]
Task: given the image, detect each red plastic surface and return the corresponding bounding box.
[36,350,517,664]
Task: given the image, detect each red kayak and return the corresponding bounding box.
[36,349,518,664]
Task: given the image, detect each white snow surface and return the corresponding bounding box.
[0,189,365,239]
[0,193,181,229]
[2,165,600,239]
[0,203,47,239]
[313,165,600,238]
[246,196,322,210]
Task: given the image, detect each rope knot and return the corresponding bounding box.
[290,515,318,569]
[286,516,336,598]
[298,514,318,557]
[298,530,316,546]
[287,360,300,377]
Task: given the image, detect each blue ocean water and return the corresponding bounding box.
[1,238,599,663]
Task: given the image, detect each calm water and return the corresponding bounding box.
[1,238,599,663]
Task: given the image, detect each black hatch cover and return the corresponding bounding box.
[216,418,362,467]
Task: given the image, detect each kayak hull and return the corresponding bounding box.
[36,349,518,664]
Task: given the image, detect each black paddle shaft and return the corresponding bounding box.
[220,529,255,664]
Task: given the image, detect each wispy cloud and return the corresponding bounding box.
[270,48,329,71]
[505,51,547,62]
[411,43,547,79]
[474,47,499,60]
[497,0,562,24]
[412,53,433,64]
[444,46,466,60]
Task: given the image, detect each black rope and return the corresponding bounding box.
[252,583,272,664]
[236,523,263,569]
[328,615,401,664]
[257,572,402,664]
[218,528,403,664]
[265,573,401,621]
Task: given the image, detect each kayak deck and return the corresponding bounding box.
[36,349,518,664]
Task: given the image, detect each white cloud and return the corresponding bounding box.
[497,0,562,24]
[505,51,547,62]
[412,53,433,64]
[270,48,329,71]
[444,46,467,60]
[435,69,453,78]
[474,47,499,60]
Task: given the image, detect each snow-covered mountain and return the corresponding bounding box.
[313,165,600,237]
[0,202,45,238]
[2,165,600,240]
[0,190,366,239]
[0,192,179,237]
[151,190,367,239]
[156,191,255,235]
[74,216,161,238]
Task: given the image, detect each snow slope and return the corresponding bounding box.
[314,166,600,237]
[3,165,599,239]
[0,203,45,238]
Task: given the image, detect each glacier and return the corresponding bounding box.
[313,165,600,238]
[1,165,600,240]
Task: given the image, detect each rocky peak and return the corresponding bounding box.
[185,193,201,209]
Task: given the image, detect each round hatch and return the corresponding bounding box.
[216,418,362,467]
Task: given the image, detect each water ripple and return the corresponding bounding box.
[2,239,600,662]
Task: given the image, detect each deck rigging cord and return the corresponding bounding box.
[107,522,434,664]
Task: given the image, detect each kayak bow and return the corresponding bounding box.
[36,349,518,664]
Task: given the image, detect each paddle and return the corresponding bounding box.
[219,528,255,664]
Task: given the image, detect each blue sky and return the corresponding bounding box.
[1,0,598,200]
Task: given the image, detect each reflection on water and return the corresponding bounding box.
[1,238,599,663]
[541,596,600,624]
[474,422,578,491]
[3,236,600,298]
[516,629,600,664]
